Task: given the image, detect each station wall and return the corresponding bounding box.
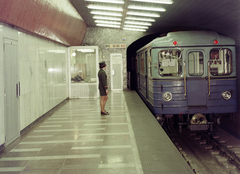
[0,24,68,146]
[82,27,147,90]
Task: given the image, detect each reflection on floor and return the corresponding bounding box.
[0,91,143,174]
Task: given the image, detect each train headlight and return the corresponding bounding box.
[221,91,231,100]
[162,92,172,102]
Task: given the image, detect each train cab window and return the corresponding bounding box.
[188,51,204,76]
[210,48,232,76]
[158,50,182,76]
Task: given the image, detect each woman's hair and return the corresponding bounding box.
[100,63,106,69]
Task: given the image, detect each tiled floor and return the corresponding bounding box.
[0,91,143,174]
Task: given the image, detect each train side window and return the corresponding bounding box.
[210,48,232,76]
[140,53,144,74]
[188,51,204,76]
[158,50,182,76]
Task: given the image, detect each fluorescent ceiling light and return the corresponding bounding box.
[127,11,160,17]
[95,20,121,25]
[123,28,146,32]
[96,23,121,28]
[93,16,122,21]
[130,0,173,4]
[124,25,148,29]
[128,5,166,12]
[125,17,155,22]
[125,21,152,26]
[85,0,124,4]
[91,11,122,17]
[88,5,123,11]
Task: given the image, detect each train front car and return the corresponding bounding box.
[137,31,237,133]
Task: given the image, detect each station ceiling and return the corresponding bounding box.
[70,0,239,35]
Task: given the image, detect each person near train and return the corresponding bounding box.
[98,61,109,115]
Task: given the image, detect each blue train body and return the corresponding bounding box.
[136,31,237,132]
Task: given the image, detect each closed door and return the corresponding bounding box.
[4,39,20,145]
[111,53,123,90]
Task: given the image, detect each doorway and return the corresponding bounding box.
[110,53,123,90]
[4,39,20,145]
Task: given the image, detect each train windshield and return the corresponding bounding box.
[210,48,232,76]
[188,51,204,76]
[158,50,182,76]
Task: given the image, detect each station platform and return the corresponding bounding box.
[0,90,194,174]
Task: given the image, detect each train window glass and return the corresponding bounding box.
[210,49,232,76]
[188,52,204,76]
[150,49,152,77]
[140,53,144,74]
[158,50,182,76]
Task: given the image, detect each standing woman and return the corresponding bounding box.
[98,61,109,115]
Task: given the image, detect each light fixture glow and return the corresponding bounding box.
[88,5,123,11]
[125,17,155,22]
[127,11,160,17]
[85,0,124,4]
[91,11,122,17]
[93,16,122,21]
[125,21,152,26]
[96,23,121,28]
[128,5,166,12]
[124,25,148,29]
[130,0,173,4]
[123,28,146,32]
[95,20,121,25]
[77,49,95,52]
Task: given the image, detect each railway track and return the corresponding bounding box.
[169,128,240,174]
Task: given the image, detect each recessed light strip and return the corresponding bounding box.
[95,20,121,25]
[85,0,124,4]
[93,16,122,21]
[88,5,123,11]
[128,5,166,12]
[123,28,146,32]
[127,12,160,17]
[91,11,122,17]
[125,17,155,22]
[124,25,149,29]
[96,23,121,28]
[130,0,173,4]
[125,21,152,26]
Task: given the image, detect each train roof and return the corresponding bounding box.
[137,31,235,53]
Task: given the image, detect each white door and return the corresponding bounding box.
[111,53,123,90]
[4,39,20,145]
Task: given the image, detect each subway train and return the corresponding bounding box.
[134,31,237,133]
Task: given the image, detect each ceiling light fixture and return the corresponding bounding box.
[95,20,121,25]
[91,11,122,17]
[85,0,124,4]
[127,12,160,17]
[128,5,166,12]
[88,5,123,11]
[130,0,173,4]
[125,17,155,22]
[123,28,146,32]
[125,21,152,26]
[93,16,122,21]
[124,25,149,29]
[96,23,121,28]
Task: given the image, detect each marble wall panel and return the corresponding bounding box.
[82,27,147,90]
[18,33,69,129]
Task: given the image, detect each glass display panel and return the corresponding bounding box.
[210,48,232,76]
[188,51,204,76]
[70,48,97,83]
[158,50,182,76]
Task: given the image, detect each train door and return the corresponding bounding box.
[145,51,148,99]
[186,50,207,106]
[4,39,20,145]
